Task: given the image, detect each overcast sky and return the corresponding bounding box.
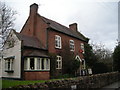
[1,0,119,51]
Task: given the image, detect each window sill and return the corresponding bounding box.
[5,70,14,73]
[24,70,50,72]
[56,68,62,70]
[55,47,62,49]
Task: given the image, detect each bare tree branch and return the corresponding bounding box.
[0,1,17,49]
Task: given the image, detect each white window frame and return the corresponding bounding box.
[24,57,50,71]
[55,35,62,49]
[70,40,75,51]
[56,56,62,69]
[5,58,14,71]
[80,43,84,53]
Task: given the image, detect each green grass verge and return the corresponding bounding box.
[2,80,46,88]
[2,74,75,88]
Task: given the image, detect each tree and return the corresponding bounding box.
[84,43,97,68]
[0,2,16,49]
[113,45,120,72]
[61,44,80,76]
[84,43,111,74]
[91,43,113,72]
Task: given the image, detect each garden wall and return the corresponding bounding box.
[3,72,120,89]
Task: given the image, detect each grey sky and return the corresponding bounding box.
[1,0,118,51]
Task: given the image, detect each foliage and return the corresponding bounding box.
[92,62,109,74]
[92,43,113,72]
[61,44,80,76]
[84,43,111,74]
[48,53,57,77]
[0,1,17,49]
[84,43,97,68]
[113,45,120,72]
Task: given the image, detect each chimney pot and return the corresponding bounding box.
[69,23,78,32]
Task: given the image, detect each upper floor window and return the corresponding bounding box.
[70,40,75,51]
[55,35,62,49]
[80,43,84,53]
[56,55,62,69]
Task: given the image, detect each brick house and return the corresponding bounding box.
[1,3,89,80]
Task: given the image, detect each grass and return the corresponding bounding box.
[2,74,75,88]
[2,78,63,88]
[2,79,46,88]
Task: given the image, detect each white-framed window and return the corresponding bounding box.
[24,58,50,70]
[5,58,14,71]
[56,55,62,69]
[80,43,84,53]
[70,40,75,51]
[55,35,62,49]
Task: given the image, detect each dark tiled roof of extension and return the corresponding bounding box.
[24,51,49,57]
[40,15,89,42]
[15,32,45,49]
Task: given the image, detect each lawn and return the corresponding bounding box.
[1,74,73,88]
[2,79,46,88]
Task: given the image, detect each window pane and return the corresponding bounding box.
[11,59,13,70]
[37,58,41,69]
[41,58,44,70]
[30,58,34,70]
[56,56,62,69]
[46,59,50,70]
[8,60,10,70]
[55,35,61,48]
[5,60,8,70]
[24,59,27,70]
[70,40,74,51]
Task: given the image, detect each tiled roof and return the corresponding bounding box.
[40,15,89,42]
[24,51,49,57]
[15,32,45,49]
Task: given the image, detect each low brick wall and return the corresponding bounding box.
[24,71,50,80]
[3,72,120,89]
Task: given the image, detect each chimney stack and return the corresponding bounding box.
[30,3,38,16]
[69,23,78,32]
[29,3,38,36]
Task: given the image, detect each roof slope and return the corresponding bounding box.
[15,32,45,49]
[40,15,89,42]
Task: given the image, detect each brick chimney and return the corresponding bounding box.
[29,3,38,36]
[69,23,78,32]
[30,3,38,16]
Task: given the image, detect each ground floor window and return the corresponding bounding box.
[56,55,62,69]
[4,57,14,71]
[24,57,50,71]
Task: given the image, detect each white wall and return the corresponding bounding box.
[2,31,22,79]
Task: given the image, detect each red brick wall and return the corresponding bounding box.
[24,71,50,80]
[48,30,85,59]
[20,14,47,48]
[35,15,47,48]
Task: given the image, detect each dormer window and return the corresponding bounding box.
[55,35,62,49]
[70,40,75,51]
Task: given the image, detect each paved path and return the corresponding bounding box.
[101,81,120,90]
